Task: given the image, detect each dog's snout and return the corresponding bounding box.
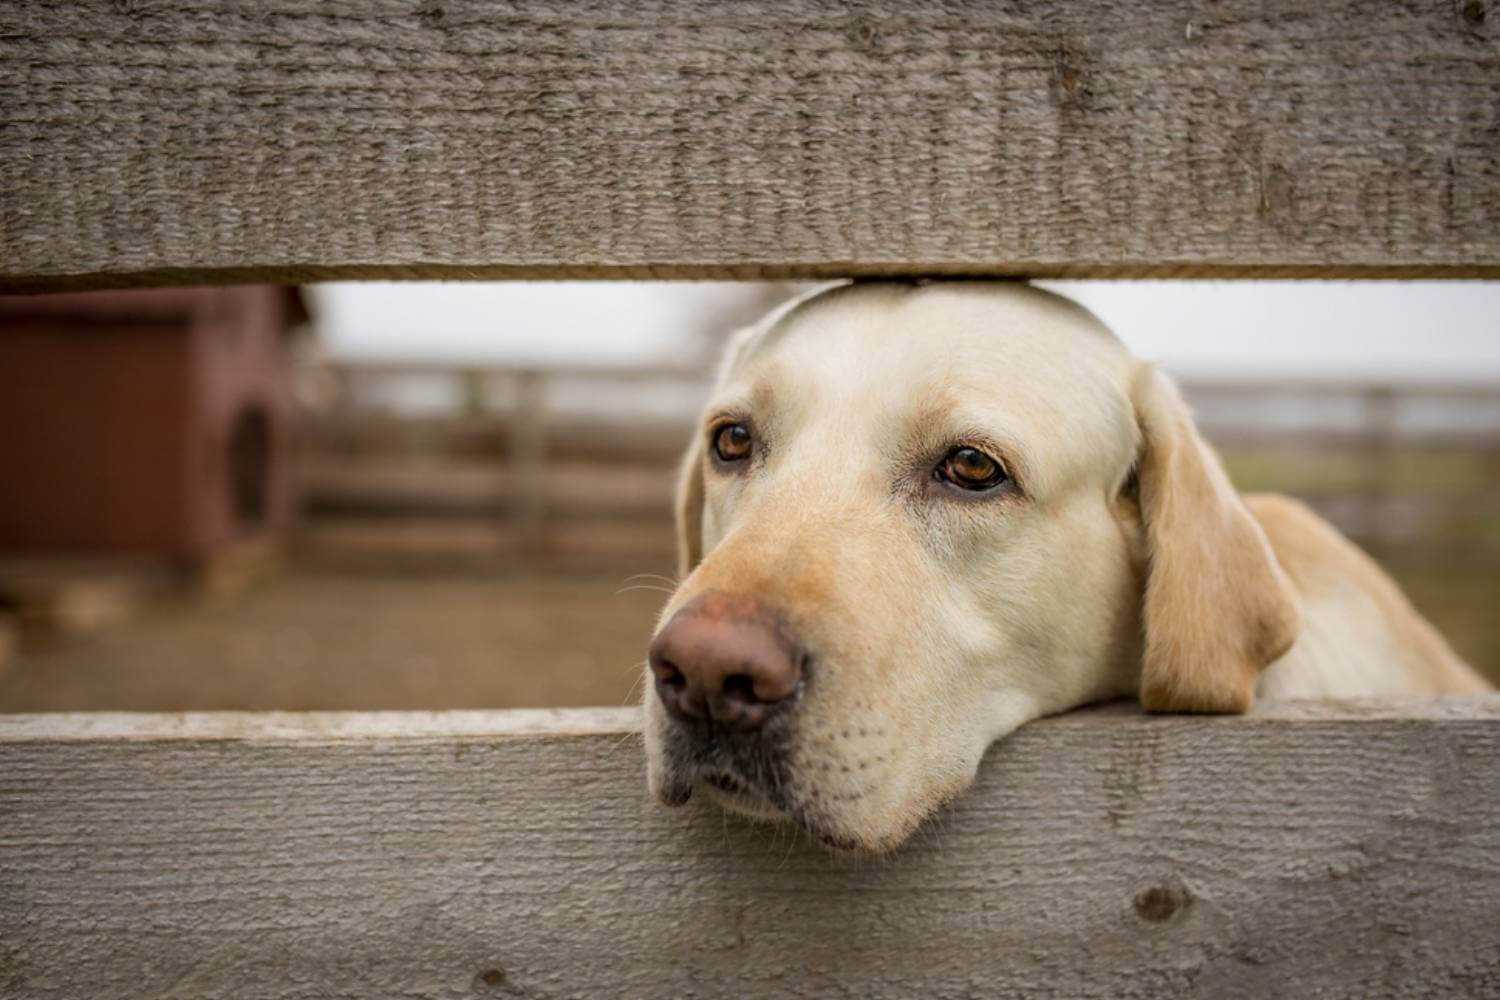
[649,594,804,730]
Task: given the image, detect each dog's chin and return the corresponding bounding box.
[698,772,787,821]
[645,709,933,854]
[652,765,787,819]
[654,763,897,855]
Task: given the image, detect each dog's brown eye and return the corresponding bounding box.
[712,423,753,463]
[938,446,1008,491]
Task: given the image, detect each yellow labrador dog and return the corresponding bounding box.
[644,280,1488,853]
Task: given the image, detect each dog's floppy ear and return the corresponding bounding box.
[674,432,706,579]
[1131,365,1301,713]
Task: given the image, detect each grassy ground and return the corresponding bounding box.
[1386,559,1500,686]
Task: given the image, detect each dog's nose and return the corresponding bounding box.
[649,594,804,730]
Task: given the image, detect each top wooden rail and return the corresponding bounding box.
[2,1,1498,291]
[3,697,1499,998]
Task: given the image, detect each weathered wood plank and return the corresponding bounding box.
[3,698,1499,998]
[2,2,1498,290]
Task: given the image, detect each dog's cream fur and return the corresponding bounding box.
[644,280,1489,853]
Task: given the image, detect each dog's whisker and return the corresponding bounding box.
[621,670,646,703]
[599,665,648,758]
[613,584,676,597]
[766,820,784,858]
[777,826,799,869]
[607,729,642,758]
[620,572,679,587]
[608,717,645,757]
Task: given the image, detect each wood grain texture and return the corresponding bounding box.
[3,697,1499,999]
[2,1,1498,290]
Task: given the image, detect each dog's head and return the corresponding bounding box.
[644,281,1299,853]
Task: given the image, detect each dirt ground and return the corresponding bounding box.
[0,571,667,712]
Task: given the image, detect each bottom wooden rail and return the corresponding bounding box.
[2,698,1499,999]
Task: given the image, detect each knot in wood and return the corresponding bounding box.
[1134,881,1194,923]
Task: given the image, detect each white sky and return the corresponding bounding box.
[308,282,759,366]
[309,281,1500,381]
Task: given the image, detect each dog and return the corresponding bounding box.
[643,280,1489,854]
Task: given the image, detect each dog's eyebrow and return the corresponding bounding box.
[749,375,778,414]
[702,381,771,432]
[708,370,778,422]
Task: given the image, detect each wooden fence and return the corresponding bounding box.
[2,1,1498,289]
[2,2,1499,996]
[4,699,1499,999]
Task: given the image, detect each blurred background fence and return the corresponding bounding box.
[298,361,696,575]
[300,362,1500,564]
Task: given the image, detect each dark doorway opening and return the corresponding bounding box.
[227,405,271,531]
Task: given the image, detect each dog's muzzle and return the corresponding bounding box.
[648,592,811,805]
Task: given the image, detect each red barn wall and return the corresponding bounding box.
[0,287,299,561]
